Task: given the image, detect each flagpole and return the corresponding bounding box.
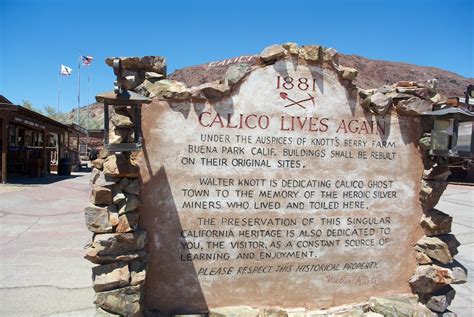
[77,55,81,125]
[57,68,61,114]
[87,69,91,129]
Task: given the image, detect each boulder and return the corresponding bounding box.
[198,82,230,101]
[369,295,417,317]
[210,306,259,317]
[85,204,116,233]
[419,136,431,151]
[112,188,126,204]
[85,231,148,259]
[118,193,141,215]
[109,127,133,144]
[105,56,166,74]
[92,262,130,292]
[116,213,140,232]
[103,154,140,178]
[129,260,147,287]
[323,47,338,63]
[420,179,448,210]
[339,67,358,81]
[225,63,252,86]
[94,285,142,316]
[111,113,133,128]
[283,42,299,55]
[259,44,286,63]
[299,45,322,61]
[396,87,431,100]
[369,92,392,115]
[137,79,191,100]
[395,97,432,116]
[420,286,456,313]
[90,169,119,187]
[99,148,109,159]
[415,235,460,264]
[92,158,105,170]
[90,186,113,205]
[410,262,467,295]
[420,209,452,236]
[423,165,451,181]
[124,179,140,195]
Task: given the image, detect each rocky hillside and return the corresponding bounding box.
[68,52,473,128]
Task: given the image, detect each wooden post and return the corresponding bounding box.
[42,130,47,176]
[1,118,8,183]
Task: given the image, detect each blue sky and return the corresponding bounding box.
[1,0,472,113]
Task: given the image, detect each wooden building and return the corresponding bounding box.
[0,95,87,183]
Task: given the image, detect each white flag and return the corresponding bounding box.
[60,64,72,76]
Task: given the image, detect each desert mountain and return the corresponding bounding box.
[64,52,473,129]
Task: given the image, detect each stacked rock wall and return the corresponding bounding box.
[85,118,150,315]
[83,44,467,316]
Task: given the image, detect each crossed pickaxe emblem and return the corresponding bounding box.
[280,92,315,109]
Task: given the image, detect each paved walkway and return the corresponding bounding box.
[0,177,472,316]
[0,173,96,316]
[435,185,473,316]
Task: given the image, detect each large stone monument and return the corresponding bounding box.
[84,44,467,316]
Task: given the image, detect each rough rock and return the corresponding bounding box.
[124,179,140,195]
[118,194,141,215]
[423,165,451,181]
[225,63,252,86]
[415,235,460,264]
[323,47,338,63]
[420,208,452,236]
[409,264,453,294]
[111,113,133,128]
[395,97,433,116]
[94,307,121,316]
[396,87,431,99]
[369,92,392,115]
[116,213,140,232]
[415,251,433,265]
[92,262,130,292]
[419,136,431,151]
[129,260,146,287]
[421,286,456,313]
[118,177,130,190]
[197,82,230,100]
[92,158,105,170]
[363,313,384,317]
[443,260,468,284]
[145,71,165,80]
[86,250,147,265]
[420,179,448,210]
[413,303,437,317]
[299,45,322,61]
[105,56,166,74]
[283,42,299,55]
[112,188,126,204]
[259,44,286,63]
[339,67,358,81]
[210,306,259,317]
[369,295,417,317]
[90,169,119,187]
[109,127,133,144]
[85,204,115,233]
[99,148,109,159]
[85,231,148,260]
[94,285,142,316]
[103,154,140,178]
[90,186,113,205]
[141,79,190,100]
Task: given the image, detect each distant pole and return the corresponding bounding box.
[87,70,91,129]
[57,70,61,113]
[77,55,81,125]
